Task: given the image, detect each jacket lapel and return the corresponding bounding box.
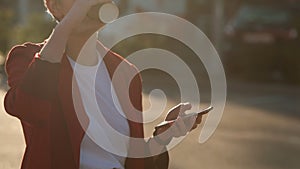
[58,54,89,168]
[58,43,145,169]
[98,43,146,169]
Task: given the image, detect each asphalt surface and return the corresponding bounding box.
[0,82,299,169]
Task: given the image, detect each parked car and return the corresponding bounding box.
[224,5,297,44]
[223,4,299,83]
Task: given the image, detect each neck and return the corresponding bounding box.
[65,16,104,66]
[66,30,99,66]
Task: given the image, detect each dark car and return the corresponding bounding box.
[223,4,300,83]
[224,5,298,44]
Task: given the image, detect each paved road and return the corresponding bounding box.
[0,82,300,169]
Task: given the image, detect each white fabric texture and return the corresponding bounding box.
[68,52,130,169]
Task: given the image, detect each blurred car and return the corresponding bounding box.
[223,4,300,83]
[224,5,298,44]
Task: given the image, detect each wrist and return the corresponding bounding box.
[39,27,69,63]
[153,129,172,146]
[55,19,75,37]
[147,136,166,156]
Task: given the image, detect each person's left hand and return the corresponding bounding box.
[153,103,207,143]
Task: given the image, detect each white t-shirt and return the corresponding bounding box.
[68,52,130,169]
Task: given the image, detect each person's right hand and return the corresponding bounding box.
[60,0,112,35]
[151,103,195,145]
[40,0,112,63]
[152,103,210,145]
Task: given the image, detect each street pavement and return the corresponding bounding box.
[0,82,299,169]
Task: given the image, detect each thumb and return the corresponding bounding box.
[165,102,192,121]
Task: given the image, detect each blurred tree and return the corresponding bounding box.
[0,8,15,54]
[0,0,55,89]
[11,13,56,46]
[0,0,18,54]
[0,0,55,55]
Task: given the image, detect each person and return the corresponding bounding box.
[4,0,207,168]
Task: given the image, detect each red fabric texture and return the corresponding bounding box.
[4,42,169,169]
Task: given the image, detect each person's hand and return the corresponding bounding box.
[153,103,208,145]
[59,0,112,34]
[40,0,112,63]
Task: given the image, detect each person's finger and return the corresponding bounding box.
[171,125,181,138]
[174,118,187,137]
[173,116,193,137]
[196,106,213,116]
[92,0,112,5]
[175,115,196,137]
[191,124,198,131]
[178,102,192,115]
[186,115,197,131]
[100,0,113,4]
[82,0,112,9]
[165,102,192,121]
[196,115,202,124]
[154,121,174,135]
[92,0,112,7]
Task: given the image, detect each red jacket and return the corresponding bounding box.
[4,42,169,169]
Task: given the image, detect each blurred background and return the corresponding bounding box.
[0,0,299,169]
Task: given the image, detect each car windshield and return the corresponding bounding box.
[234,5,291,28]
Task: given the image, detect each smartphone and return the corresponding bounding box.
[180,106,213,118]
[155,106,213,129]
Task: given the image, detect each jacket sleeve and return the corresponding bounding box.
[4,43,61,126]
[129,65,170,169]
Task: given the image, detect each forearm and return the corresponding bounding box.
[147,137,167,156]
[141,132,172,169]
[39,0,94,63]
[145,137,170,169]
[39,20,74,63]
